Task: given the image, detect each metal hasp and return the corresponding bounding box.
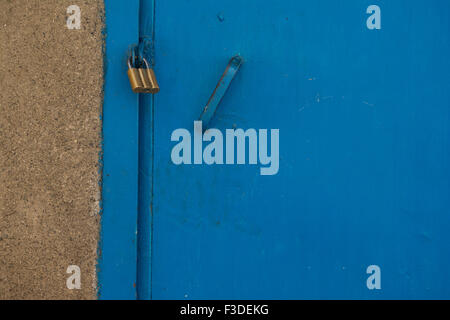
[199,55,243,128]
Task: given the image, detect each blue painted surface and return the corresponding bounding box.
[137,0,156,301]
[150,0,450,299]
[99,0,140,300]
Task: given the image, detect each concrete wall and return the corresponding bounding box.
[0,0,104,299]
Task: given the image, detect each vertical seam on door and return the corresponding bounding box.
[136,0,156,300]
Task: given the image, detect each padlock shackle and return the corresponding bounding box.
[127,55,133,69]
[142,58,150,70]
[128,55,150,70]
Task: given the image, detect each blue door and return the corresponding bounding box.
[101,0,450,300]
[149,0,450,299]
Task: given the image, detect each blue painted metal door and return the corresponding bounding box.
[150,0,450,299]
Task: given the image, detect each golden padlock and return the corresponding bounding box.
[127,57,160,94]
[127,57,146,93]
[139,58,160,94]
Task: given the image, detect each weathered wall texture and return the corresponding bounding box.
[0,0,104,299]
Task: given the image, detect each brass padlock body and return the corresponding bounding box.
[128,68,147,93]
[127,57,160,94]
[139,68,160,94]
